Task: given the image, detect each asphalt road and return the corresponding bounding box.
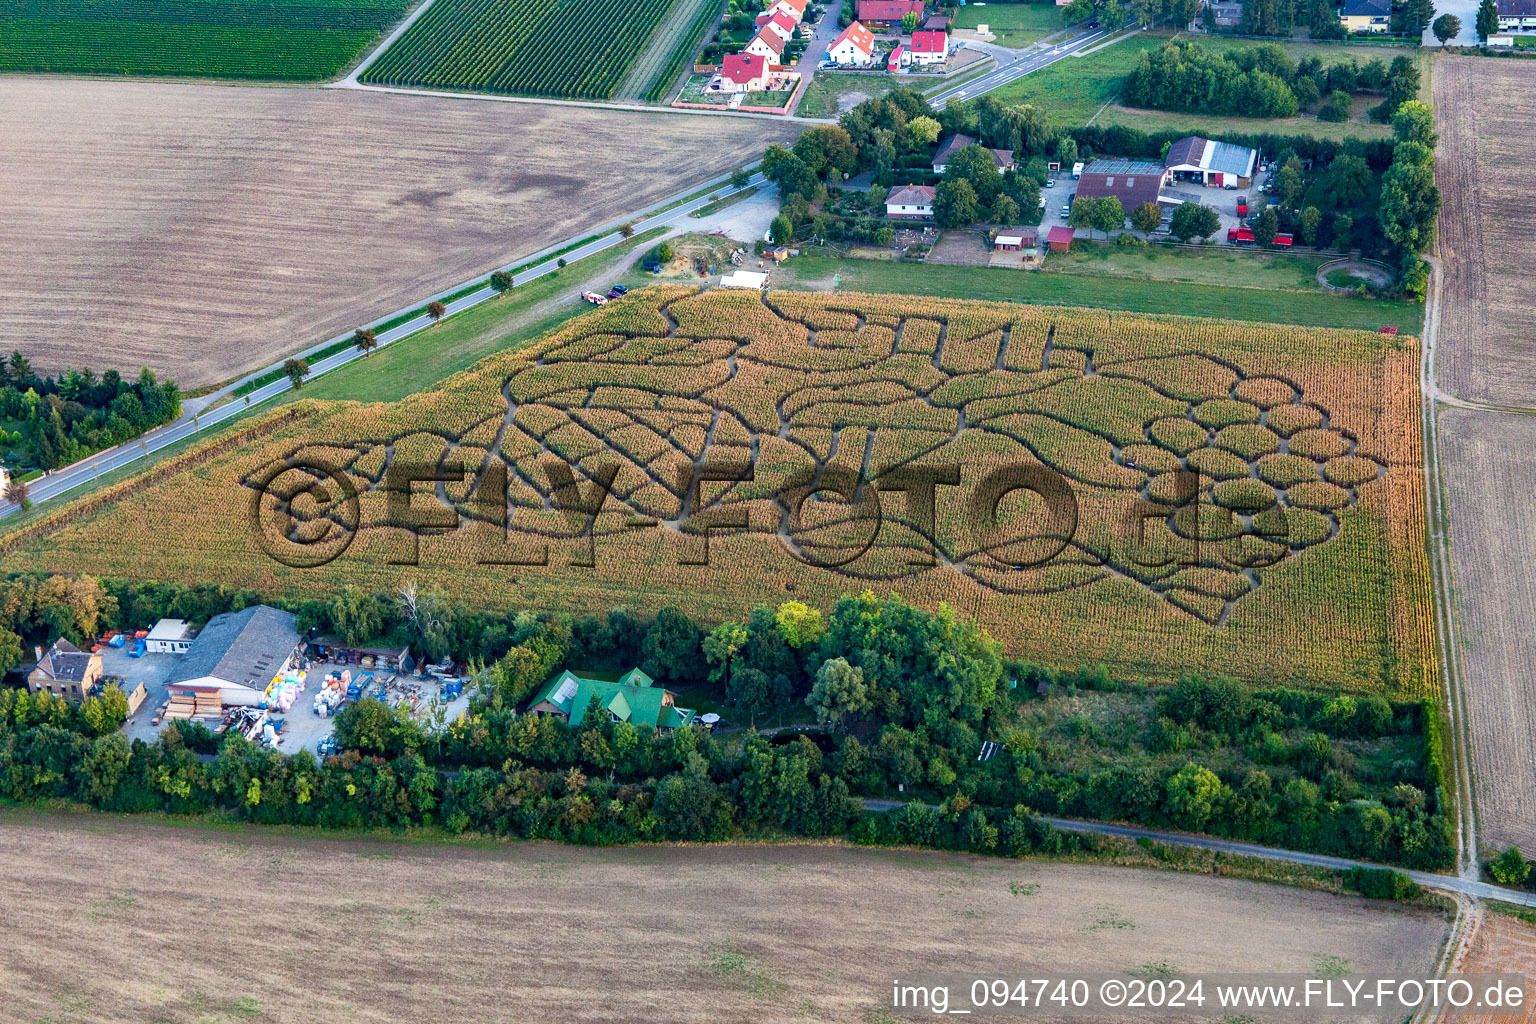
[0,168,768,520]
[861,799,1536,908]
[928,26,1112,110]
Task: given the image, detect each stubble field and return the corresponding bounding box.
[0,811,1450,1023]
[1448,909,1536,1023]
[1431,57,1536,408]
[0,79,798,388]
[1439,408,1536,853]
[1,287,1436,693]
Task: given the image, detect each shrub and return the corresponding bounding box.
[1343,866,1419,900]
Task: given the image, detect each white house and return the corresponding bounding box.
[886,183,936,219]
[909,29,948,66]
[766,0,808,22]
[828,21,875,65]
[744,29,786,62]
[1497,0,1536,31]
[146,618,197,654]
[760,9,799,43]
[720,52,769,92]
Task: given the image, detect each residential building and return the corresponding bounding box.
[886,183,936,218]
[721,52,770,91]
[1162,135,1257,187]
[1497,0,1536,30]
[767,0,809,22]
[164,605,302,707]
[1339,0,1391,32]
[145,618,197,654]
[744,28,786,62]
[828,21,876,64]
[856,0,926,26]
[1203,0,1243,26]
[909,29,949,64]
[761,9,800,43]
[528,667,696,732]
[1075,159,1170,214]
[27,638,102,702]
[932,133,1015,173]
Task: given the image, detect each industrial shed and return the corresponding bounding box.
[1074,160,1172,212]
[309,636,413,672]
[164,605,302,707]
[1163,135,1257,188]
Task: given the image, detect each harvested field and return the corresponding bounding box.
[2,288,1437,693]
[1439,407,1536,853]
[0,78,800,388]
[1431,57,1536,408]
[1447,909,1536,1023]
[0,810,1450,1023]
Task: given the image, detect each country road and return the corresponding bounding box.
[0,168,770,520]
[928,26,1113,110]
[860,800,1536,909]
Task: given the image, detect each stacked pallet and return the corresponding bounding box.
[163,694,196,720]
[193,693,222,719]
[164,691,222,720]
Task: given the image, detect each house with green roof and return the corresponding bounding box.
[527,667,696,732]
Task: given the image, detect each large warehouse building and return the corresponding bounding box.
[164,605,302,707]
[1162,135,1258,188]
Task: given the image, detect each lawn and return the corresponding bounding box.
[0,0,411,79]
[952,1,1063,47]
[797,72,907,118]
[771,252,1424,333]
[988,30,1417,139]
[1042,239,1329,290]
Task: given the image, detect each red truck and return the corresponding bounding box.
[1236,195,1248,217]
[1226,226,1255,244]
[1272,233,1294,247]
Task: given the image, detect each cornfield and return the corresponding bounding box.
[2,286,1436,695]
[360,0,677,100]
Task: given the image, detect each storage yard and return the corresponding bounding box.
[0,810,1450,1024]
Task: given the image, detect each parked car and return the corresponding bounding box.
[1236,195,1248,217]
[610,284,629,294]
[1060,205,1071,216]
[606,288,624,299]
[582,292,607,305]
[1045,178,1056,188]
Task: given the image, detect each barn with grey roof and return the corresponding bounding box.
[1163,135,1258,188]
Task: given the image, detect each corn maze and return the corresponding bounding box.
[0,0,410,78]
[359,0,678,99]
[3,288,1435,693]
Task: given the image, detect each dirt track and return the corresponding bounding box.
[1439,408,1536,854]
[0,80,798,388]
[0,810,1448,1023]
[1431,57,1536,408]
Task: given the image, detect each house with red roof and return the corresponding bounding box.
[759,9,799,43]
[857,0,926,26]
[744,27,787,61]
[909,28,948,64]
[828,20,876,64]
[720,52,769,92]
[767,0,809,22]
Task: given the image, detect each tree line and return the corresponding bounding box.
[0,573,1451,869]
[0,351,181,474]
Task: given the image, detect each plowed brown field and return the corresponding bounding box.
[0,810,1450,1024]
[1431,57,1536,408]
[0,80,798,388]
[1447,909,1536,1023]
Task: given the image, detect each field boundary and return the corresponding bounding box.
[339,0,440,84]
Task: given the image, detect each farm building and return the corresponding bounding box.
[1339,0,1391,32]
[1163,136,1256,187]
[909,29,949,65]
[932,133,1015,173]
[1497,0,1536,30]
[1046,225,1075,252]
[721,52,770,92]
[760,9,799,43]
[886,183,936,218]
[308,636,414,671]
[994,227,1039,251]
[828,21,876,64]
[27,638,102,702]
[527,667,696,732]
[856,0,926,26]
[744,28,787,61]
[768,0,809,21]
[145,618,197,654]
[164,605,302,707]
[1075,159,1171,212]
